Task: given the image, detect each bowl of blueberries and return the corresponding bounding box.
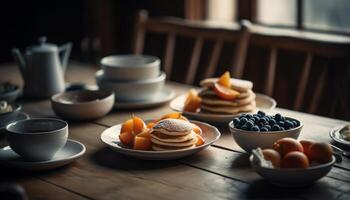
[229,111,303,152]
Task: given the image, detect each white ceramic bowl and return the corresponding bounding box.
[96,70,166,102]
[250,154,336,187]
[229,117,303,152]
[6,118,68,161]
[51,90,115,121]
[100,55,160,81]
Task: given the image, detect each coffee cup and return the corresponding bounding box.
[6,118,68,161]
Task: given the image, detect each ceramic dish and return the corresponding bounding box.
[0,83,21,102]
[0,103,22,126]
[96,70,166,102]
[170,93,276,124]
[0,112,29,133]
[229,117,303,152]
[100,120,221,160]
[51,90,115,121]
[0,139,85,171]
[250,154,336,187]
[114,88,176,109]
[100,55,160,81]
[329,125,350,147]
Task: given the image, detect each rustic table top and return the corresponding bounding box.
[0,62,349,200]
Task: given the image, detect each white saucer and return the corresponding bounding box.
[330,125,350,147]
[170,93,277,124]
[114,87,176,109]
[100,120,221,160]
[0,112,29,132]
[0,139,86,170]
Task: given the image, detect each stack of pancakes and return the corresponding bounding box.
[151,119,198,151]
[199,78,256,114]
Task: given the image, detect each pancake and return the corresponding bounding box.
[153,119,193,136]
[151,131,194,143]
[201,101,256,114]
[201,92,256,107]
[151,134,198,147]
[199,89,253,99]
[152,143,196,151]
[200,78,253,92]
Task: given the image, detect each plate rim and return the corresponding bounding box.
[329,125,350,146]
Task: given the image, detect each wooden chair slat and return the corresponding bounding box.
[309,66,328,113]
[265,48,278,96]
[186,37,204,84]
[204,38,223,78]
[132,10,148,54]
[164,33,176,78]
[294,53,313,110]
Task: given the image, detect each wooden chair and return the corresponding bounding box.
[250,25,350,116]
[132,10,251,85]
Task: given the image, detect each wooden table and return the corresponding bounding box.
[1,63,350,200]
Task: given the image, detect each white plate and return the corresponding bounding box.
[330,125,350,147]
[100,120,221,160]
[114,87,176,109]
[0,139,86,171]
[0,112,29,132]
[170,93,276,124]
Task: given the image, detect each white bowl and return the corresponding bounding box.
[100,55,160,81]
[229,117,303,152]
[96,70,166,102]
[6,118,68,161]
[51,90,115,121]
[250,154,336,187]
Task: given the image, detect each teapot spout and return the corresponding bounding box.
[58,43,72,73]
[11,48,26,77]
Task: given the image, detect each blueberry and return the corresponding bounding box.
[292,121,297,127]
[246,121,254,129]
[241,125,248,130]
[275,113,282,121]
[259,118,267,125]
[272,124,280,131]
[233,118,240,124]
[295,120,300,127]
[269,119,276,126]
[253,116,260,122]
[251,126,260,131]
[260,127,268,132]
[257,111,266,116]
[278,121,285,127]
[245,114,252,119]
[240,118,248,125]
[285,120,293,129]
[279,127,285,131]
[239,114,246,119]
[265,125,271,130]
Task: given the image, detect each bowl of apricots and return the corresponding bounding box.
[250,138,336,186]
[100,112,221,160]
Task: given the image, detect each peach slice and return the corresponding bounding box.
[213,83,240,100]
[137,129,151,138]
[195,134,205,146]
[121,119,133,134]
[119,132,134,146]
[146,122,156,129]
[218,71,231,88]
[161,112,182,120]
[192,124,202,135]
[132,116,146,135]
[184,89,202,112]
[133,136,152,150]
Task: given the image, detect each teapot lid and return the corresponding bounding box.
[26,37,58,53]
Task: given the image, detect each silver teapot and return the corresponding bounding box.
[12,37,72,98]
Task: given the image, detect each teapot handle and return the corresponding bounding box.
[58,43,72,73]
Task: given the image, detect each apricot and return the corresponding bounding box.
[119,132,134,146]
[193,126,202,135]
[137,129,151,138]
[161,112,182,120]
[146,122,156,129]
[133,136,152,150]
[132,116,146,135]
[281,151,309,169]
[195,134,205,146]
[308,142,333,163]
[273,138,304,156]
[213,83,240,100]
[300,139,314,158]
[120,119,133,134]
[261,149,281,168]
[184,89,202,112]
[217,71,231,88]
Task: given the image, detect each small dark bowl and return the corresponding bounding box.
[0,104,22,126]
[0,84,21,102]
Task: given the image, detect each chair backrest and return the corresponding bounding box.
[250,25,350,115]
[132,10,251,85]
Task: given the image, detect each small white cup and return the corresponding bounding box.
[6,118,68,161]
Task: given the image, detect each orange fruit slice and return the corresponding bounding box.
[213,83,240,100]
[134,136,152,150]
[218,71,231,88]
[119,132,134,146]
[184,89,202,112]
